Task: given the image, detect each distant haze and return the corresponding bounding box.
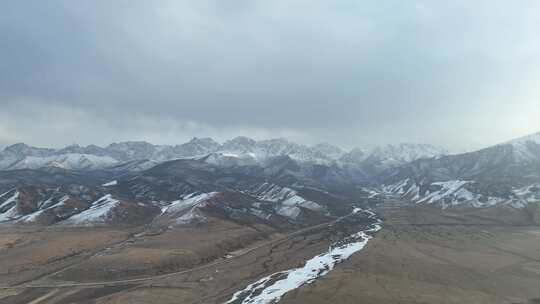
[1,1,539,151]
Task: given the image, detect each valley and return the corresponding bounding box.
[281,203,540,304]
[0,206,379,303]
[1,134,540,303]
[1,199,540,304]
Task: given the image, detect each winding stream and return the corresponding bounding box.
[226,208,382,304]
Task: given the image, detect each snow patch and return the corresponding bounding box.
[227,209,382,304]
[250,183,323,219]
[276,206,301,219]
[20,196,69,223]
[0,205,20,222]
[161,192,217,215]
[384,179,525,209]
[10,153,118,170]
[160,192,218,225]
[0,191,19,209]
[61,194,119,225]
[102,180,118,187]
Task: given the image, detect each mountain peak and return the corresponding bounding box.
[340,148,368,163]
[3,143,55,157]
[4,143,30,153]
[188,137,217,143]
[221,136,257,152]
[186,137,220,148]
[312,143,345,159]
[229,136,256,143]
[106,141,153,148]
[508,131,540,145]
[367,143,447,165]
[503,131,540,162]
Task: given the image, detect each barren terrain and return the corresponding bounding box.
[282,202,540,304]
[1,200,539,304]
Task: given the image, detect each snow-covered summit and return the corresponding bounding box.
[367,143,447,166]
[218,137,347,164]
[221,136,257,153]
[507,131,540,145]
[10,153,118,170]
[504,131,540,162]
[311,143,346,160]
[0,137,450,171]
[339,148,368,163]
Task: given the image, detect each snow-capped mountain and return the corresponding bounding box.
[104,141,162,161]
[0,158,342,227]
[10,153,118,170]
[335,143,447,177]
[365,143,447,167]
[220,136,258,153]
[218,137,342,164]
[380,132,540,214]
[0,185,157,226]
[382,133,540,186]
[0,137,449,172]
[505,131,540,162]
[159,137,221,160]
[339,148,368,163]
[383,179,512,209]
[312,143,346,160]
[2,131,539,227]
[0,143,56,169]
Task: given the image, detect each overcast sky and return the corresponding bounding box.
[1,1,539,151]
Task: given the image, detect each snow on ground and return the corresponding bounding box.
[276,205,301,219]
[160,192,218,225]
[513,184,540,202]
[383,179,411,194]
[384,179,531,209]
[282,195,323,212]
[161,192,217,215]
[61,194,119,225]
[250,183,323,219]
[227,209,382,304]
[417,180,472,204]
[507,132,540,162]
[252,183,295,202]
[203,152,258,167]
[361,187,382,199]
[0,205,20,222]
[10,153,118,170]
[175,208,206,224]
[510,184,540,208]
[221,152,240,158]
[0,191,21,222]
[250,208,271,220]
[0,191,19,209]
[102,180,118,187]
[19,196,69,223]
[0,189,15,199]
[368,143,447,167]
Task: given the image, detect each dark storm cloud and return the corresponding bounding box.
[1,1,539,150]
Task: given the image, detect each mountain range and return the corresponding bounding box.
[0,137,446,171]
[1,132,539,227]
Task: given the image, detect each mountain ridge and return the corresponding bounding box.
[377,131,540,215]
[1,131,540,227]
[0,137,447,171]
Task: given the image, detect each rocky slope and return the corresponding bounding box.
[0,157,351,228]
[378,132,540,222]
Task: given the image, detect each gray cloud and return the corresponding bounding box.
[1,0,539,151]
